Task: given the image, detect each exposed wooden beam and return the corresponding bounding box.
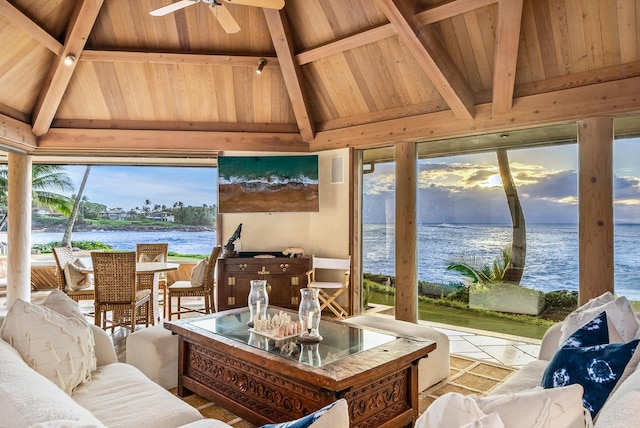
[80,50,280,67]
[263,8,315,142]
[36,129,306,155]
[309,76,640,150]
[375,0,475,120]
[0,114,37,153]
[0,0,63,55]
[296,24,397,65]
[492,0,524,115]
[51,119,299,134]
[31,0,104,137]
[415,0,498,25]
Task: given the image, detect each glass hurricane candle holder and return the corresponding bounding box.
[247,279,268,327]
[298,288,322,342]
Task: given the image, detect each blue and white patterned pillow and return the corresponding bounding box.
[542,310,639,418]
[561,311,610,348]
[260,399,346,428]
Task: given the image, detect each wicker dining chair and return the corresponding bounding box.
[167,245,222,320]
[136,242,169,321]
[91,251,151,331]
[52,246,94,303]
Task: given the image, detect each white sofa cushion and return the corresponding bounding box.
[0,298,96,395]
[42,289,86,321]
[72,362,204,428]
[0,338,104,428]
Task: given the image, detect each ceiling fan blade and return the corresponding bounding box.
[210,3,241,33]
[222,0,284,10]
[150,0,198,16]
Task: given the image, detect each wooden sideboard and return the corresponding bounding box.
[217,253,310,311]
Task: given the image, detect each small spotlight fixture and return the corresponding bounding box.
[256,58,267,74]
[500,133,509,139]
[63,54,76,66]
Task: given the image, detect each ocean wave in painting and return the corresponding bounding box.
[219,174,318,193]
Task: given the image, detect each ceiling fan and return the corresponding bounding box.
[150,0,284,34]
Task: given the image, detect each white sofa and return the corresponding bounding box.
[416,292,640,428]
[0,291,232,428]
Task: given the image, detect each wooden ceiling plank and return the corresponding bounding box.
[415,0,498,25]
[492,0,524,115]
[36,128,306,155]
[0,0,63,56]
[310,76,640,150]
[263,8,315,142]
[296,23,397,65]
[0,113,37,152]
[81,50,279,67]
[31,0,105,137]
[375,0,475,120]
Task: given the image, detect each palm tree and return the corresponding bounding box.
[0,164,74,231]
[62,166,91,246]
[447,246,512,285]
[497,149,526,284]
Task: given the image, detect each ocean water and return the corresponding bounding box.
[29,224,640,300]
[363,223,640,301]
[30,230,217,257]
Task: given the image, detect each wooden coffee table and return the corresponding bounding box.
[164,307,436,427]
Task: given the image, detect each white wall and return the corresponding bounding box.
[220,148,350,259]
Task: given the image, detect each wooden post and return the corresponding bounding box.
[395,142,417,323]
[349,148,361,315]
[7,152,32,306]
[578,117,614,305]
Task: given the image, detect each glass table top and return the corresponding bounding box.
[190,308,397,367]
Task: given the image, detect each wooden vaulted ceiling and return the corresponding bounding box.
[0,0,639,161]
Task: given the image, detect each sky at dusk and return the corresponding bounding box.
[60,136,640,221]
[363,136,640,224]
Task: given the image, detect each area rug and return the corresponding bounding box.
[171,355,517,427]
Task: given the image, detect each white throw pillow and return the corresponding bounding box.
[560,293,639,344]
[64,258,91,291]
[415,392,505,428]
[415,385,590,428]
[477,385,589,428]
[190,258,209,287]
[139,253,164,263]
[0,299,96,395]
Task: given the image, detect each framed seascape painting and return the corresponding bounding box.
[218,155,319,213]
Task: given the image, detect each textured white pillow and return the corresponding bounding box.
[0,299,96,395]
[190,258,209,287]
[560,293,639,343]
[64,258,91,291]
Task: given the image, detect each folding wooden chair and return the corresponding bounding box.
[306,256,350,319]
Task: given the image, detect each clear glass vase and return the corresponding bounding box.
[298,288,322,342]
[247,279,268,327]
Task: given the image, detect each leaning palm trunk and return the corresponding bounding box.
[497,149,526,284]
[62,166,91,246]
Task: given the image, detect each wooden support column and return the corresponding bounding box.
[395,142,417,322]
[7,152,32,306]
[578,117,614,305]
